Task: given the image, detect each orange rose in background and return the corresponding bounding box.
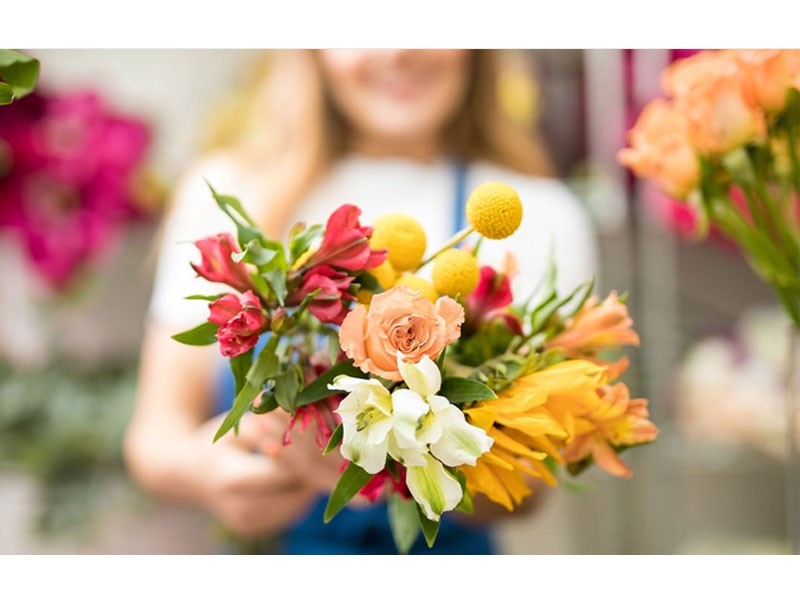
[618,99,700,199]
[661,50,740,98]
[680,74,766,154]
[662,50,765,155]
[338,286,465,381]
[737,49,800,113]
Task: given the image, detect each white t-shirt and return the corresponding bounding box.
[149,153,599,328]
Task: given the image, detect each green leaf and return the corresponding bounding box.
[295,360,363,409]
[439,378,496,405]
[415,504,441,548]
[452,469,474,514]
[388,493,421,554]
[289,223,323,263]
[183,293,225,301]
[531,277,596,337]
[323,423,343,455]
[171,321,218,345]
[214,337,279,442]
[230,349,253,398]
[273,367,301,413]
[324,462,373,523]
[0,82,13,105]
[0,50,40,102]
[232,239,278,266]
[264,269,288,306]
[354,270,380,293]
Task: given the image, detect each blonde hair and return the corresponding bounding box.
[204,50,554,237]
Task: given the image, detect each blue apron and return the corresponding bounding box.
[214,159,494,554]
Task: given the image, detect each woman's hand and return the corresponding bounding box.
[181,411,345,540]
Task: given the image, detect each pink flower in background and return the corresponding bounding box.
[208,290,268,357]
[0,91,151,289]
[307,204,387,271]
[192,232,253,292]
[358,465,411,502]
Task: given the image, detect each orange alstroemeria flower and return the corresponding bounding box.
[561,382,659,479]
[548,291,640,358]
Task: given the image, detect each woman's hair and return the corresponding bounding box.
[203,50,554,236]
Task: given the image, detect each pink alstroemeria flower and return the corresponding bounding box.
[464,265,524,336]
[192,232,254,292]
[307,204,386,271]
[287,265,354,325]
[208,290,268,357]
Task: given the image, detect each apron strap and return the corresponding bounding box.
[452,158,468,236]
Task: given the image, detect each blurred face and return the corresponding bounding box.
[317,50,472,152]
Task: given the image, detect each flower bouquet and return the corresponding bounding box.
[173,181,658,552]
[619,49,800,328]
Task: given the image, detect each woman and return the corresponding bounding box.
[124,50,598,553]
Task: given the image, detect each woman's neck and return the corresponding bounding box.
[348,135,444,164]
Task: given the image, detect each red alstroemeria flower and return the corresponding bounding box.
[288,265,355,325]
[208,290,268,357]
[359,465,411,503]
[192,232,254,292]
[464,266,524,335]
[307,204,386,271]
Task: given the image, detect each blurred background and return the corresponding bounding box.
[0,49,796,554]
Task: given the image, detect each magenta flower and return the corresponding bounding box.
[0,91,150,289]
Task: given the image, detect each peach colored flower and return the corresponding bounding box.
[680,74,765,154]
[618,99,700,199]
[661,50,740,99]
[662,50,765,155]
[338,286,464,381]
[561,382,659,479]
[548,291,640,356]
[737,49,800,113]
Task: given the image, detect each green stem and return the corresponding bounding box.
[416,225,475,270]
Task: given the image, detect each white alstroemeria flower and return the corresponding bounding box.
[406,454,465,522]
[391,354,494,521]
[395,355,494,468]
[329,376,393,474]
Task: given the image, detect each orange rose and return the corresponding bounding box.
[618,99,700,198]
[679,74,765,154]
[662,50,765,155]
[338,286,464,381]
[737,49,800,113]
[661,50,740,98]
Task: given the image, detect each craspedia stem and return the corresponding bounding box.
[416,225,475,271]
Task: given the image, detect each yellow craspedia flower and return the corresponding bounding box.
[393,274,438,303]
[370,213,427,271]
[465,182,523,239]
[369,260,397,291]
[432,248,479,298]
[355,289,373,305]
